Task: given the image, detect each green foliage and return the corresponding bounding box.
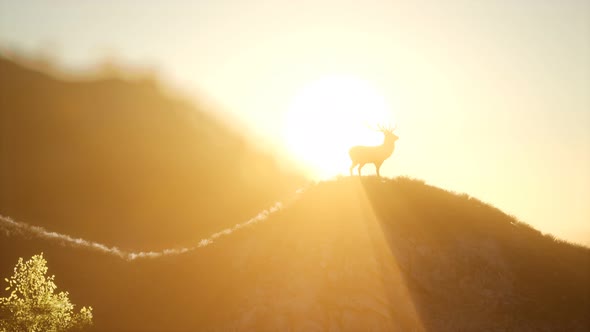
[0,253,92,332]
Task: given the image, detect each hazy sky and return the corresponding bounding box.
[1,1,589,245]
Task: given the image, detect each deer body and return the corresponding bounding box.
[349,128,398,177]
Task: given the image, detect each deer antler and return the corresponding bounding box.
[376,123,396,133]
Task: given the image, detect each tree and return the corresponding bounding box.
[0,253,93,332]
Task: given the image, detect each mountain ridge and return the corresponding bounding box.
[0,57,302,250]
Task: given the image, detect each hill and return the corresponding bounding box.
[0,57,302,250]
[1,177,589,331]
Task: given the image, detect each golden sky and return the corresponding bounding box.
[1,1,589,245]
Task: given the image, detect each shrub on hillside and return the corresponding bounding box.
[0,253,92,332]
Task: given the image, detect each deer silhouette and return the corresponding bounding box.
[349,125,398,177]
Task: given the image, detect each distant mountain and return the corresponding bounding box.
[0,58,302,250]
[1,177,588,331]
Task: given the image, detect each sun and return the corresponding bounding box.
[283,74,394,179]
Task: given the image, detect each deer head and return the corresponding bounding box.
[376,124,398,145]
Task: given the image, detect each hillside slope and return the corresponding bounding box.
[1,177,588,331]
[210,177,590,331]
[0,58,301,249]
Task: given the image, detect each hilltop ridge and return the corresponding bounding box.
[206,176,590,331]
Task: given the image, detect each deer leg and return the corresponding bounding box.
[350,162,357,176]
[358,163,366,176]
[375,162,383,177]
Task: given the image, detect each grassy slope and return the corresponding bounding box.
[2,177,587,331]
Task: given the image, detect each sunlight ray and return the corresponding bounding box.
[347,177,426,331]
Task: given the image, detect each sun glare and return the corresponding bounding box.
[284,74,394,179]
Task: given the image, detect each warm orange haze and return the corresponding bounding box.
[1,1,589,331]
